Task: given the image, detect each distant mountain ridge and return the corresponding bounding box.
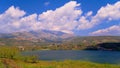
[0,30,74,42]
[0,30,120,47]
[0,31,120,47]
[64,36,120,46]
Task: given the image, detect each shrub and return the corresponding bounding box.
[0,46,20,59]
[0,46,39,63]
[22,55,38,63]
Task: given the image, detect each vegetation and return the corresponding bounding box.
[0,46,120,68]
[0,36,120,51]
[0,46,20,59]
[0,36,120,67]
[0,59,120,68]
[0,46,38,63]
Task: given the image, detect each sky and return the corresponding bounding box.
[0,0,120,36]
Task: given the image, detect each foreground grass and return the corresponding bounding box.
[0,46,120,68]
[0,59,120,68]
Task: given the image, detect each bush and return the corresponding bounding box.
[0,46,20,59]
[22,55,38,63]
[0,46,39,63]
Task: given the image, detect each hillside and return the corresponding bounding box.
[0,30,120,50]
[64,36,120,45]
[62,36,120,50]
[0,34,119,48]
[0,30,74,44]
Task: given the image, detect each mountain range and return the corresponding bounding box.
[0,30,120,46]
[0,30,74,43]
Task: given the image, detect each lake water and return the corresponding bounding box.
[23,50,120,64]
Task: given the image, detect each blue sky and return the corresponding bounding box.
[0,0,120,36]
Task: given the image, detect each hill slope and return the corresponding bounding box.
[0,30,74,43]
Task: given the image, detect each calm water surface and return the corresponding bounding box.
[23,50,120,64]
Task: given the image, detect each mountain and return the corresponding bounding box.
[63,36,120,46]
[0,30,120,47]
[0,30,74,43]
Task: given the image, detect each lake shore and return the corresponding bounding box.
[0,46,120,68]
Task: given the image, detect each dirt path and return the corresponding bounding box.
[1,58,22,68]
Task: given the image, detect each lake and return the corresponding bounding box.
[23,50,120,64]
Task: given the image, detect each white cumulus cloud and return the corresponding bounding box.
[0,6,26,33]
[39,1,82,33]
[90,25,120,36]
[0,1,120,35]
[77,1,120,30]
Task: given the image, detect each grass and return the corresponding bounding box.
[0,60,4,68]
[0,59,120,68]
[0,46,120,68]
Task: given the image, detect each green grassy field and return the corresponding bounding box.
[0,59,120,68]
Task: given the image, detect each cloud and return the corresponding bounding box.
[39,1,82,33]
[86,11,93,17]
[90,25,120,36]
[0,1,120,35]
[77,1,120,30]
[96,2,120,20]
[3,6,26,18]
[44,2,50,6]
[0,6,26,33]
[0,1,83,34]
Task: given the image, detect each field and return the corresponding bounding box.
[0,59,120,68]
